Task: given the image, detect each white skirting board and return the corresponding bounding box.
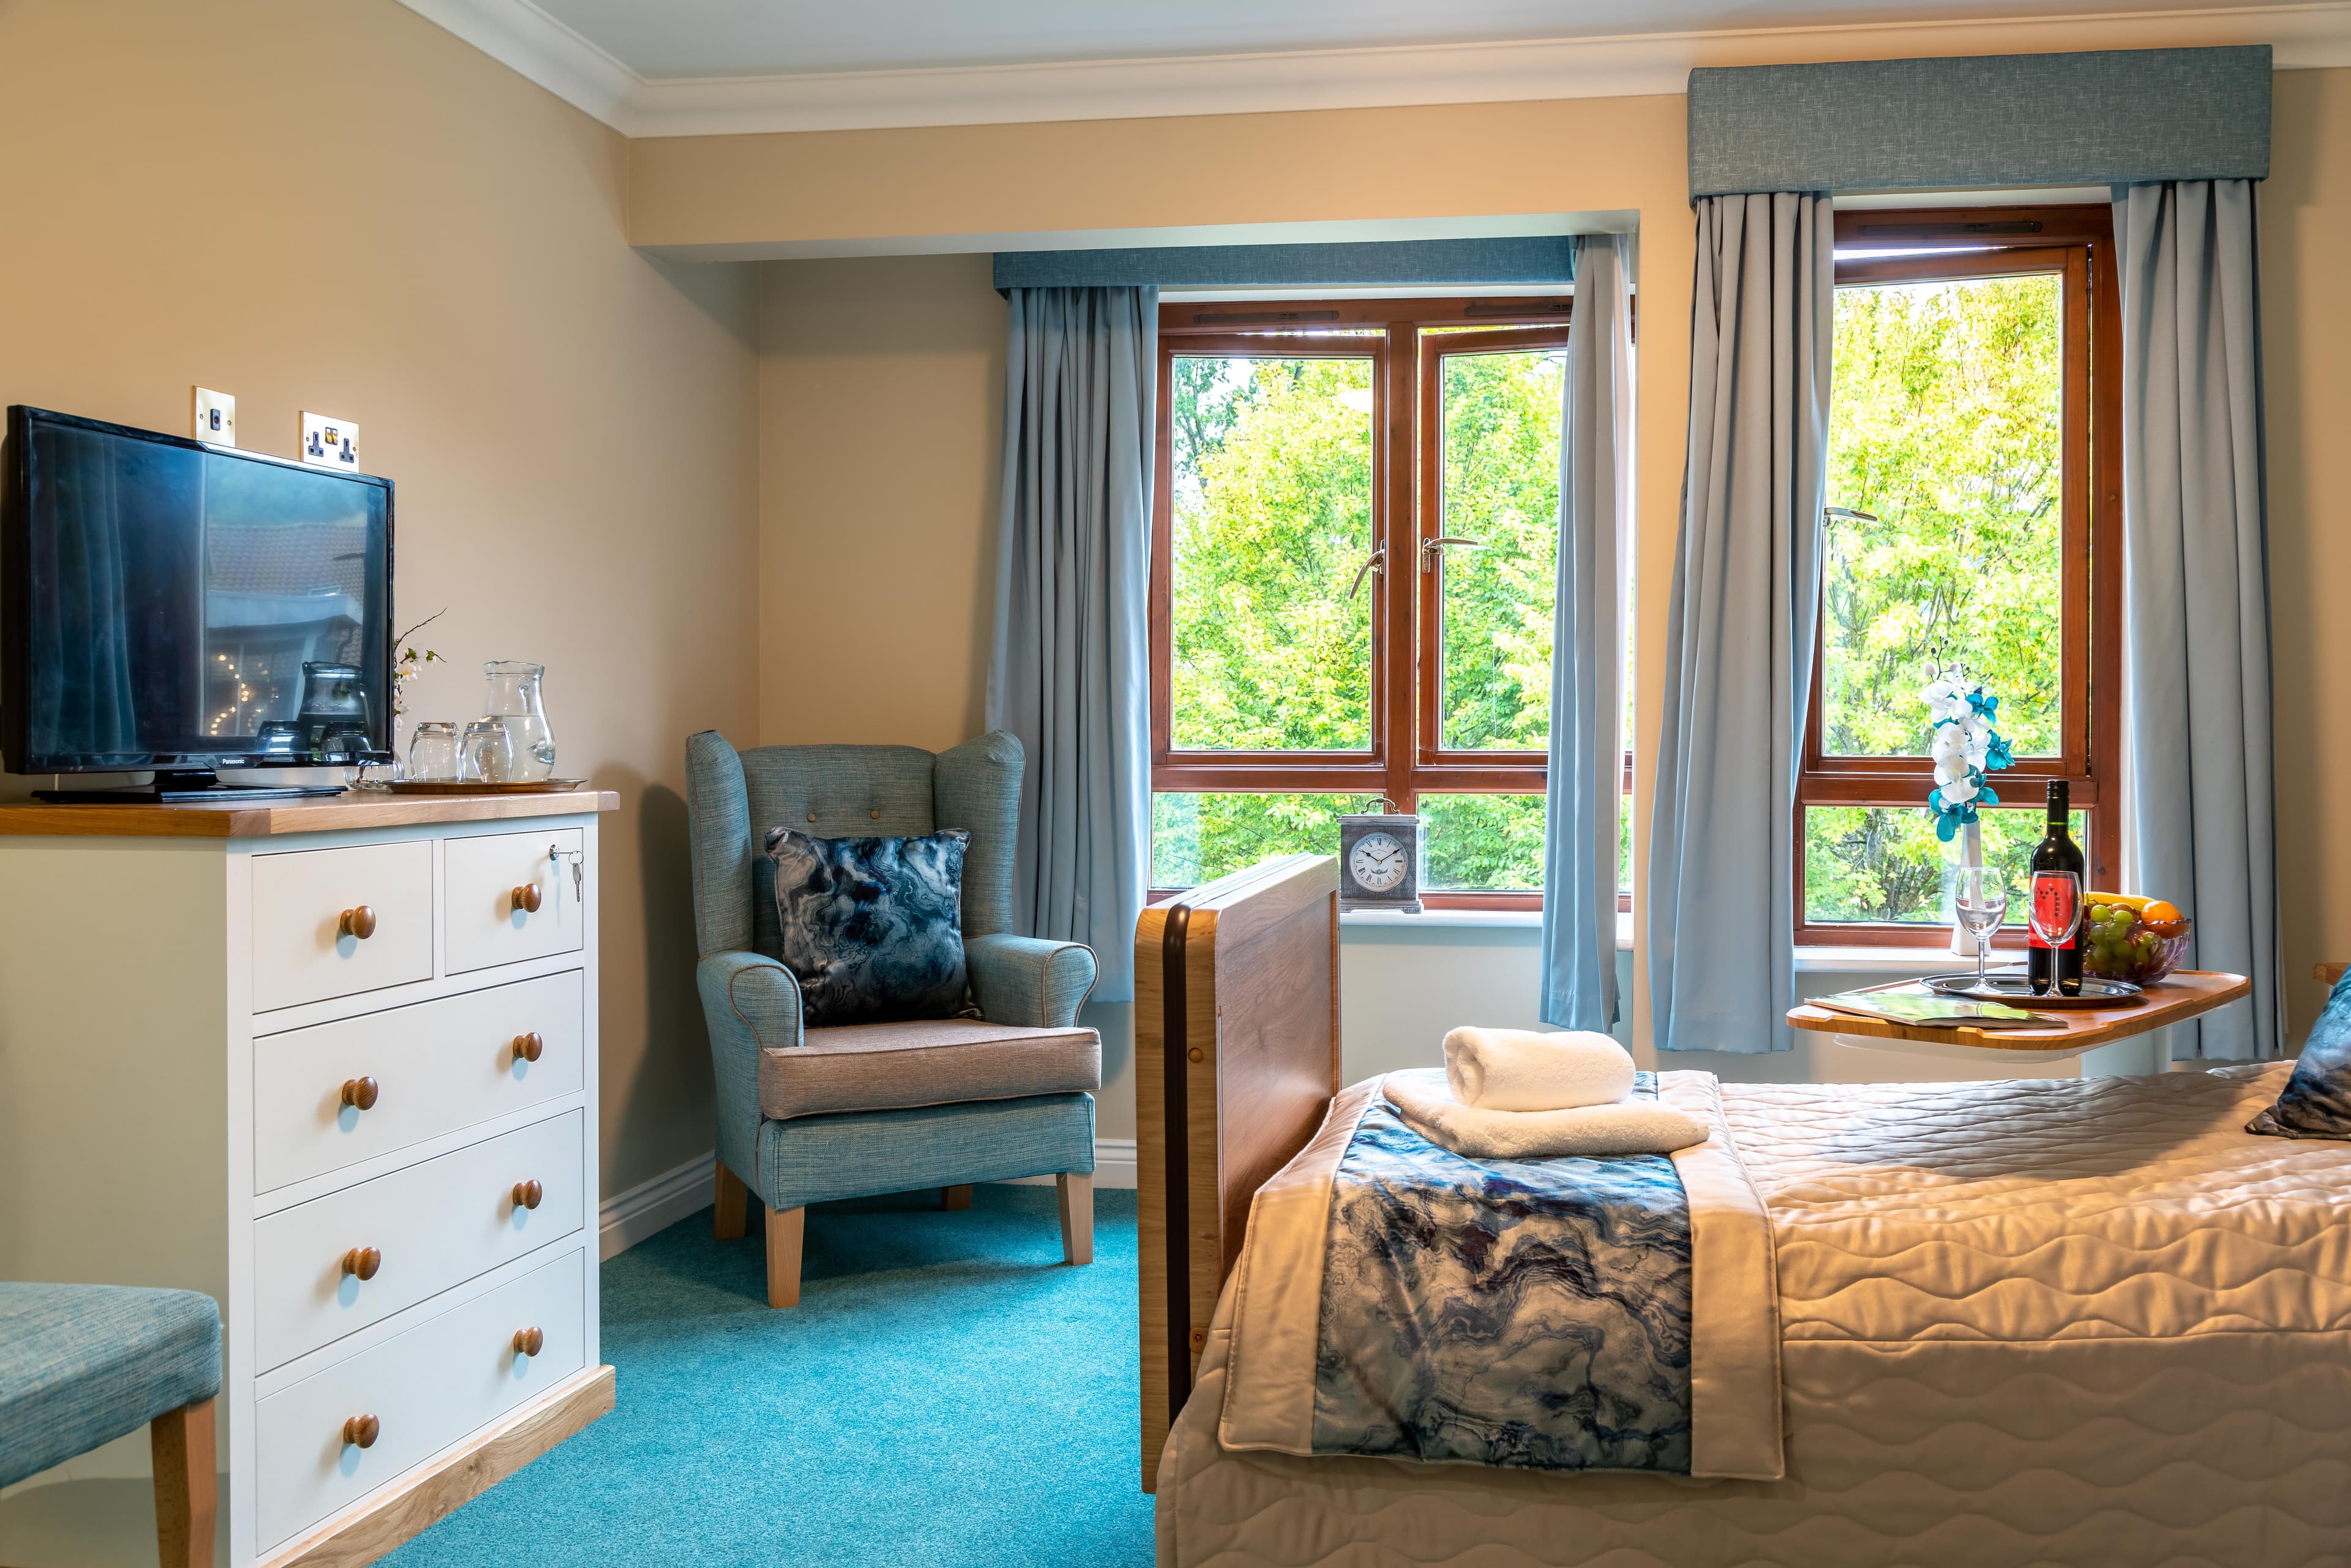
[598,1138,1140,1258]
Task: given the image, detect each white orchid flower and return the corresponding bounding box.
[1941,776,1979,806]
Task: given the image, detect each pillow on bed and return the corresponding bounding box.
[2246,969,2351,1140]
[763,827,971,1027]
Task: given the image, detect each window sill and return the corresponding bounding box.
[1794,943,1965,973]
[1340,908,1640,949]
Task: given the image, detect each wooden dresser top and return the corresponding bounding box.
[0,790,621,839]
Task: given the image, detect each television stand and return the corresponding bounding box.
[32,769,347,805]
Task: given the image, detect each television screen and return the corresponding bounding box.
[4,407,392,773]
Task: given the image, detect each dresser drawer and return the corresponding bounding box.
[251,841,435,1012]
[446,828,584,975]
[253,971,585,1193]
[253,1247,586,1551]
[253,1110,583,1369]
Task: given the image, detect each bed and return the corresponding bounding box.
[1138,858,2351,1568]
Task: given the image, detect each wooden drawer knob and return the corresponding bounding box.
[342,1414,380,1449]
[339,1076,380,1111]
[341,1246,381,1281]
[512,1326,544,1357]
[511,883,543,915]
[338,906,377,940]
[511,1032,545,1064]
[512,1179,544,1210]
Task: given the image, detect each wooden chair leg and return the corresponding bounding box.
[765,1204,805,1308]
[713,1160,749,1241]
[1057,1172,1094,1266]
[151,1396,216,1568]
[940,1184,973,1211]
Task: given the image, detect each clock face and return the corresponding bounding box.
[1349,831,1409,893]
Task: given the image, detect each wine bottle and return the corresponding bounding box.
[2027,780,2086,997]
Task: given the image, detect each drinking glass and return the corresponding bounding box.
[460,719,515,785]
[1954,866,2008,992]
[407,721,461,782]
[2029,869,2084,950]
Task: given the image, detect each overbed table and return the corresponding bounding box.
[1788,969,2251,1063]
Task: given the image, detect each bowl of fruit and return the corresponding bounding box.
[2082,893,2192,985]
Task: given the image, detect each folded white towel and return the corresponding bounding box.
[1442,1026,1635,1111]
[1384,1068,1708,1160]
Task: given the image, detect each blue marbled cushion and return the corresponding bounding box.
[1311,1076,1693,1474]
[2248,970,2351,1140]
[763,828,971,1027]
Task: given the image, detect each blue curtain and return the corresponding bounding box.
[1647,193,1834,1054]
[985,287,1157,1002]
[1540,234,1634,1030]
[2112,179,2281,1060]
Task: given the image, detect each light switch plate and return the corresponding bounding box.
[192,386,236,446]
[299,410,361,472]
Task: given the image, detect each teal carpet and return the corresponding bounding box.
[381,1184,1156,1568]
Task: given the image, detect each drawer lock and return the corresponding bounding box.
[511,1032,546,1064]
[337,905,378,941]
[511,1179,544,1211]
[509,883,544,915]
[512,1326,545,1357]
[339,1076,379,1111]
[340,1246,381,1281]
[342,1414,380,1450]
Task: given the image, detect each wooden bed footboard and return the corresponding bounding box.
[1135,854,1343,1491]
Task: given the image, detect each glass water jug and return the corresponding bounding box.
[480,661,557,781]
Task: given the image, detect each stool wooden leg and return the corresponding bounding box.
[940,1184,973,1211]
[713,1161,749,1241]
[151,1396,216,1568]
[1057,1172,1094,1266]
[765,1204,804,1308]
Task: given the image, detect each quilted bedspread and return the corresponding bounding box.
[1161,1063,2351,1568]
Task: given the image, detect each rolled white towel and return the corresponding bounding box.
[1443,1026,1635,1111]
[1385,1068,1708,1160]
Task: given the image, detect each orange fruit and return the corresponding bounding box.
[2142,899,2183,924]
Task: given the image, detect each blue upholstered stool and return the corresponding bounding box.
[0,1283,222,1568]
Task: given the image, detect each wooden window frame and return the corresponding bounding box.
[1797,206,2123,947]
[1149,296,1620,910]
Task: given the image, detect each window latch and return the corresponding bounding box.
[1346,548,1387,601]
[1420,535,1485,572]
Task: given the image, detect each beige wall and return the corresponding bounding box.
[2263,69,2351,1046]
[0,1,762,1198]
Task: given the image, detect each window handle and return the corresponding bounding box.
[1824,506,1878,523]
[1420,536,1485,572]
[1346,548,1387,601]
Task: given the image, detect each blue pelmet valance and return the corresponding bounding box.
[992,236,1574,293]
[1687,45,2271,198]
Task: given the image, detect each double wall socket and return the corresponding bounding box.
[192,386,236,446]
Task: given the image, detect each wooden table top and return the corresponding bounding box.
[1788,969,2251,1054]
[0,789,620,839]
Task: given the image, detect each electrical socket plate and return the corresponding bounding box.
[299,410,361,473]
[192,386,236,446]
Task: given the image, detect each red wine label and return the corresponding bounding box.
[2029,875,2078,950]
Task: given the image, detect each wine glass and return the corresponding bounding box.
[2028,868,2084,970]
[1954,866,2008,993]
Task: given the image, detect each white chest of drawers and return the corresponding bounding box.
[0,791,618,1567]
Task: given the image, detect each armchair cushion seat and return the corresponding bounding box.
[760,1019,1101,1121]
[0,1283,220,1490]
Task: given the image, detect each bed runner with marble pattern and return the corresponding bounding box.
[1217,1070,1783,1481]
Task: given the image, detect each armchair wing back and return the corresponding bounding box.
[685,730,1024,960]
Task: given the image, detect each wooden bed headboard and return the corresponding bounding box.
[1134,853,1342,1491]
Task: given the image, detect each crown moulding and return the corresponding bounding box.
[399,0,2351,138]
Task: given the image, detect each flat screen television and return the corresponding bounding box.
[3,406,392,800]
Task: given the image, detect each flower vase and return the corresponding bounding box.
[1949,819,1984,959]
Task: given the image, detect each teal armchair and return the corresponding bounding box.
[686,730,1100,1307]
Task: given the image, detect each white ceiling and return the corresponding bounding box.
[399,0,2351,135]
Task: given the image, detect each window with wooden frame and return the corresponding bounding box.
[1799,207,2121,945]
[1147,295,1629,910]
